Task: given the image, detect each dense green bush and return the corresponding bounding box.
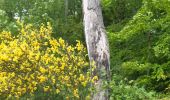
[109,0,170,94]
[109,75,156,100]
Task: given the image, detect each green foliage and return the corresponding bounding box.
[0,9,8,30]
[109,75,156,100]
[102,0,142,26]
[1,0,170,99]
[0,0,84,44]
[109,0,170,94]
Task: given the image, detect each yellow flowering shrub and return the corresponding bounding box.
[0,22,97,99]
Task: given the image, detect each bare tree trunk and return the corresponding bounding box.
[82,0,110,100]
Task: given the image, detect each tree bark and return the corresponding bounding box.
[82,0,110,100]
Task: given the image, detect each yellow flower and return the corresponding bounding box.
[22,88,26,93]
[16,79,22,85]
[76,40,83,51]
[55,68,60,73]
[50,39,59,46]
[79,74,85,81]
[0,22,91,98]
[59,38,65,45]
[39,66,46,73]
[52,78,56,84]
[60,63,65,70]
[64,76,70,81]
[56,89,60,94]
[11,72,15,77]
[92,76,98,83]
[82,81,87,87]
[73,89,79,98]
[43,86,49,92]
[35,52,40,60]
[93,76,98,80]
[38,75,46,83]
[67,46,74,52]
[49,66,54,70]
[32,81,37,86]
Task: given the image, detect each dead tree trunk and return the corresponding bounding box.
[82,0,110,100]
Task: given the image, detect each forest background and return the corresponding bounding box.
[0,0,170,99]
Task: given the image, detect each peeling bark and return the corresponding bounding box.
[82,0,110,100]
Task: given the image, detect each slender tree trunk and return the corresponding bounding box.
[82,0,110,100]
[64,0,68,24]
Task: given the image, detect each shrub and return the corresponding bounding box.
[109,75,156,100]
[0,22,96,99]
